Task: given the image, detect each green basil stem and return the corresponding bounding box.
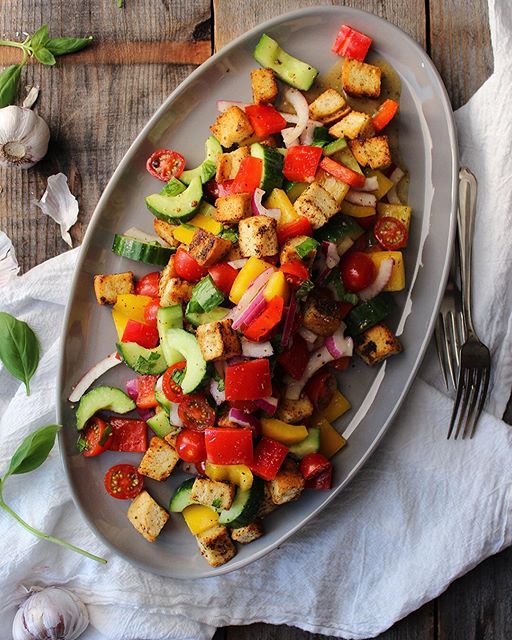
[0,39,26,51]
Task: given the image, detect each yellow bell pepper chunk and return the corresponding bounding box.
[317,389,351,423]
[366,169,394,201]
[311,417,347,459]
[204,463,253,490]
[229,256,274,304]
[376,202,412,232]
[263,270,289,303]
[182,504,219,535]
[265,188,299,226]
[368,251,405,291]
[173,224,197,245]
[261,418,308,445]
[340,201,376,218]
[112,294,153,339]
[188,212,223,236]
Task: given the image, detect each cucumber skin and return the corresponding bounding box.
[146,411,173,438]
[254,34,318,91]
[116,343,168,375]
[145,176,203,224]
[250,143,284,193]
[169,478,196,512]
[219,477,264,528]
[75,385,135,430]
[112,235,175,266]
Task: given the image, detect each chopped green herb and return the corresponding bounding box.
[171,367,186,386]
[212,498,222,509]
[311,126,334,147]
[212,369,225,392]
[134,351,162,374]
[295,238,319,259]
[219,227,238,243]
[296,280,314,300]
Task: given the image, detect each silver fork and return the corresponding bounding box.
[447,167,491,439]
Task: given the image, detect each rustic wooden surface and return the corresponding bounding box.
[1,1,507,638]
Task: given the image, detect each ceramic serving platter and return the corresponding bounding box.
[57,6,457,578]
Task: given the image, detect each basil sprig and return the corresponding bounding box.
[0,424,106,563]
[0,312,40,395]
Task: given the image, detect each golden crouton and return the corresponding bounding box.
[328,111,374,140]
[159,277,193,307]
[257,482,278,518]
[294,183,339,229]
[216,146,250,182]
[227,242,244,262]
[138,436,180,481]
[349,136,392,170]
[93,272,134,305]
[195,525,237,567]
[302,295,343,336]
[308,88,350,124]
[188,228,232,267]
[190,478,235,510]
[342,58,382,98]
[153,219,180,247]
[238,216,279,258]
[230,520,264,544]
[276,395,314,424]
[164,431,178,449]
[215,193,252,224]
[210,106,254,148]
[196,318,242,361]
[315,169,350,206]
[354,323,402,366]
[279,235,317,266]
[251,68,279,104]
[268,459,305,505]
[127,490,169,542]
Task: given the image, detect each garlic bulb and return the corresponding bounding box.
[12,586,89,640]
[0,105,50,169]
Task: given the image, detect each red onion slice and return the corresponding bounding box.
[169,402,184,428]
[345,189,377,207]
[359,257,394,301]
[285,344,335,399]
[227,267,274,325]
[322,241,340,268]
[359,176,379,192]
[217,100,249,112]
[298,326,318,343]
[125,378,139,402]
[227,258,248,269]
[325,324,354,359]
[228,408,261,434]
[281,295,297,347]
[68,352,121,402]
[232,291,267,331]
[209,378,225,405]
[241,338,274,358]
[299,120,323,146]
[281,88,310,147]
[255,396,279,416]
[252,188,281,220]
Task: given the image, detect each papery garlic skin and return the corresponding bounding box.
[0,106,50,169]
[12,586,89,640]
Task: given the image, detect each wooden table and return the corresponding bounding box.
[1,1,509,638]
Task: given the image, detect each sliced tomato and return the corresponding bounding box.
[135,272,160,297]
[277,334,310,380]
[208,263,238,296]
[136,374,159,409]
[372,99,399,132]
[121,319,159,349]
[174,247,208,282]
[230,157,263,195]
[178,394,216,431]
[340,251,377,292]
[146,149,185,182]
[78,417,113,457]
[279,260,310,286]
[319,157,365,189]
[245,104,287,136]
[162,361,187,403]
[143,298,161,328]
[277,217,312,246]
[374,216,408,250]
[176,428,207,463]
[104,464,144,500]
[300,452,331,480]
[108,418,148,452]
[304,370,337,410]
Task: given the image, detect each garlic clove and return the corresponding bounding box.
[35,173,79,247]
[0,230,19,286]
[0,106,50,169]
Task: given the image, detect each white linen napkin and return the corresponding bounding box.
[1,1,511,638]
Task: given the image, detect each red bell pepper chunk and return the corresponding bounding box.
[332,25,372,61]
[372,99,399,132]
[277,217,312,246]
[283,145,323,183]
[305,465,333,489]
[277,334,310,379]
[121,319,159,349]
[204,427,254,465]
[243,295,284,342]
[319,157,365,189]
[250,437,289,481]
[245,104,287,137]
[279,260,310,286]
[230,157,263,195]
[225,358,272,401]
[136,375,159,409]
[108,418,148,452]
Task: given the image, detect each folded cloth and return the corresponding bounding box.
[1,1,511,638]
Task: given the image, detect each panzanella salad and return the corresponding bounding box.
[71,25,410,567]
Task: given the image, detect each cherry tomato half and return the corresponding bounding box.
[178,394,216,431]
[304,370,337,410]
[146,149,186,182]
[78,417,113,457]
[162,361,187,403]
[340,251,377,292]
[176,428,207,463]
[135,272,160,297]
[143,298,161,328]
[174,247,208,282]
[300,452,331,481]
[279,261,310,286]
[208,263,238,296]
[104,464,144,499]
[374,216,408,250]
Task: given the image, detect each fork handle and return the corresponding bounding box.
[458,167,478,335]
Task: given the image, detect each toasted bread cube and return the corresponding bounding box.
[138,436,180,481]
[276,394,314,424]
[376,202,412,231]
[258,483,278,518]
[269,459,305,505]
[215,193,252,224]
[210,106,254,148]
[158,258,176,296]
[188,228,232,267]
[191,478,235,510]
[227,242,243,262]
[159,277,193,307]
[354,323,402,366]
[195,524,237,567]
[315,169,350,206]
[251,68,279,104]
[153,219,180,247]
[329,111,373,140]
[230,520,264,544]
[216,146,250,182]
[164,431,179,449]
[280,235,317,266]
[294,183,339,229]
[349,136,391,170]
[93,272,134,305]
[127,490,169,542]
[238,216,279,257]
[342,58,381,98]
[302,295,343,336]
[309,88,350,124]
[196,318,242,361]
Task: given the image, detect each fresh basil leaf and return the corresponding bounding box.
[171,367,186,386]
[188,275,225,314]
[0,312,40,395]
[0,64,22,108]
[30,24,49,52]
[219,227,238,244]
[134,351,161,374]
[33,47,56,66]
[5,425,61,478]
[46,36,93,56]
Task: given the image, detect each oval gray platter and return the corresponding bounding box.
[57,6,457,578]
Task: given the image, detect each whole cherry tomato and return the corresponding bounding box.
[340,251,377,292]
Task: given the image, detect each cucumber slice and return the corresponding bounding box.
[169,477,197,512]
[154,375,171,411]
[157,306,184,367]
[181,159,216,186]
[345,293,395,336]
[315,213,364,247]
[161,177,187,197]
[163,328,206,394]
[112,235,175,265]
[254,34,318,91]
[311,126,333,147]
[185,306,229,327]
[145,175,203,224]
[146,411,173,438]
[218,478,264,528]
[323,137,348,156]
[289,428,320,459]
[284,180,308,203]
[331,146,364,175]
[75,385,135,431]
[250,143,284,193]
[116,342,168,375]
